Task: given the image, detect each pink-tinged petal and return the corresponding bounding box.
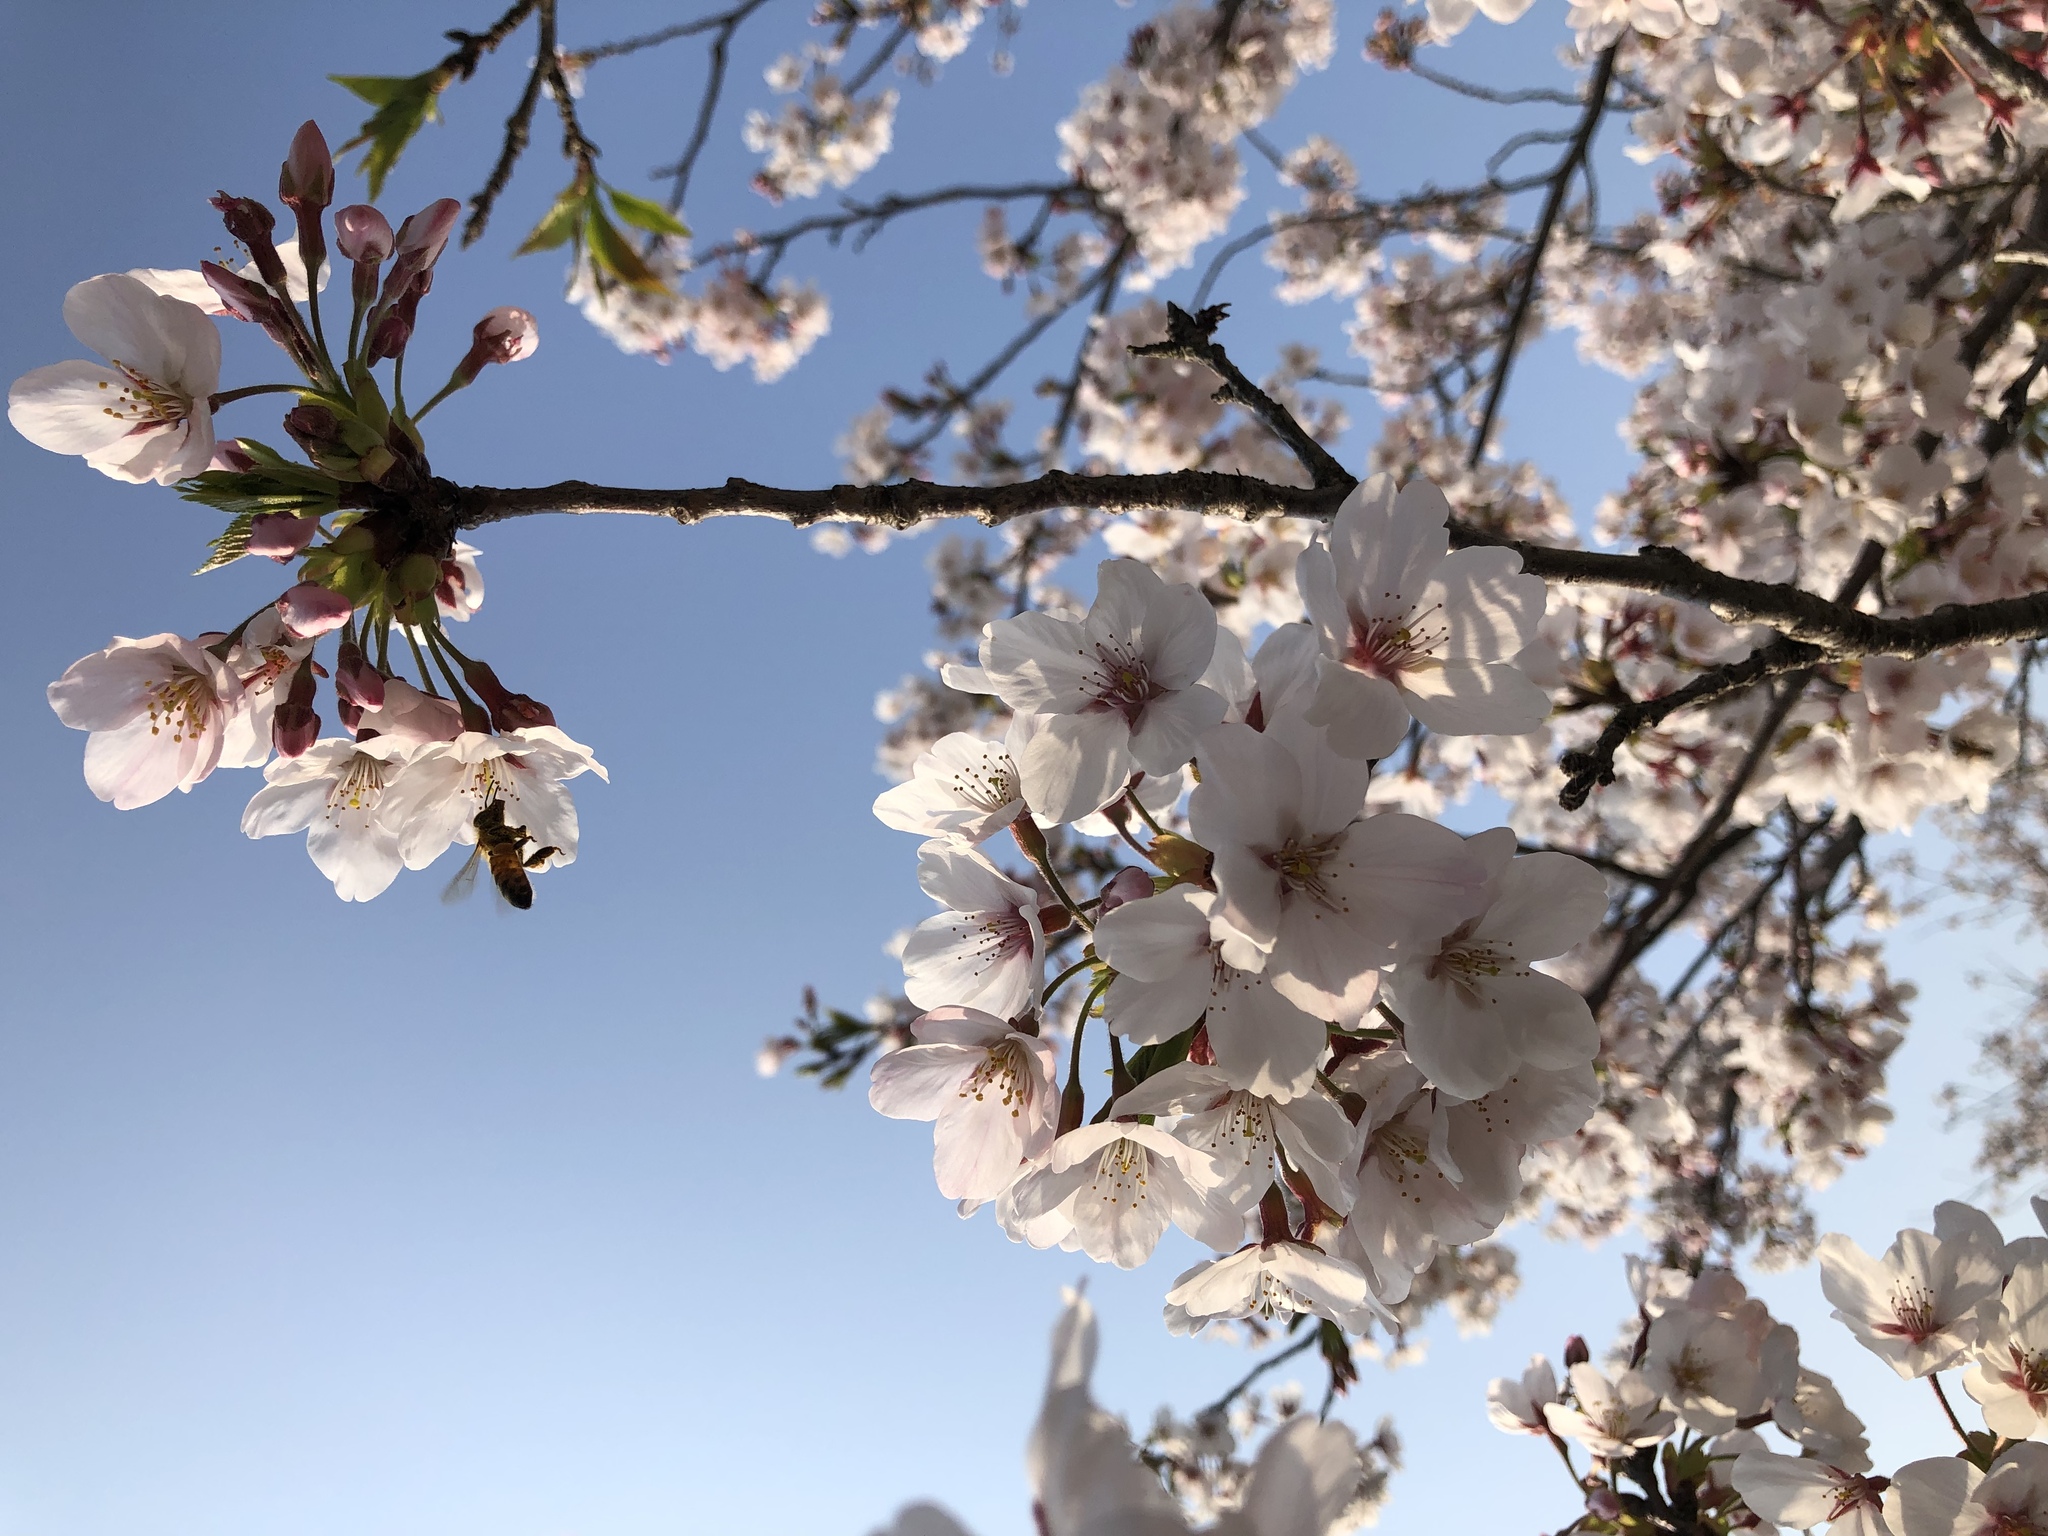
[1015,709,1132,825]
[1504,972,1601,1069]
[1429,545,1548,662]
[277,582,355,638]
[1399,659,1550,736]
[1205,970,1327,1101]
[1093,887,1210,981]
[868,1043,980,1118]
[1303,661,1409,760]
[8,360,139,455]
[1242,1416,1362,1536]
[1731,1451,1839,1529]
[1082,558,1160,652]
[81,713,208,808]
[1479,852,1609,957]
[1132,569,1220,690]
[1393,972,1518,1099]
[1103,968,1214,1045]
[1129,683,1225,777]
[932,1095,1029,1200]
[1294,541,1350,655]
[910,1006,1015,1051]
[982,611,1095,712]
[65,273,219,391]
[1329,474,1450,620]
[304,816,404,902]
[239,776,331,838]
[1331,812,1490,950]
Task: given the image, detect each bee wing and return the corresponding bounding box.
[442,845,484,905]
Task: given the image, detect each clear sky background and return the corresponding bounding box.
[0,5,2033,1535]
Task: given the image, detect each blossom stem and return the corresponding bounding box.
[1011,816,1093,931]
[1195,1328,1319,1421]
[421,624,483,717]
[1041,956,1098,1006]
[1930,1372,1973,1446]
[374,615,392,676]
[207,383,306,410]
[403,622,440,696]
[1058,1002,1092,1137]
[1125,789,1169,839]
[410,375,467,422]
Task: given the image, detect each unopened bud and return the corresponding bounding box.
[278,121,334,213]
[334,205,393,263]
[272,662,320,758]
[356,444,398,484]
[1586,1488,1624,1522]
[1563,1335,1590,1368]
[449,305,540,387]
[210,441,260,473]
[277,581,354,638]
[393,553,442,598]
[334,639,386,710]
[212,193,288,292]
[458,656,556,731]
[1148,832,1213,884]
[247,511,320,562]
[1096,865,1154,916]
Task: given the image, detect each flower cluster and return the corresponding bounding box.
[15,124,602,904]
[862,472,1607,1337]
[1488,1195,2048,1536]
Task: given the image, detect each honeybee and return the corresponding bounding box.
[443,797,560,910]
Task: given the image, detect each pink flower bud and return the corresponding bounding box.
[392,197,460,269]
[1096,865,1154,916]
[450,305,540,386]
[360,677,462,746]
[1563,1335,1590,1368]
[212,192,288,292]
[333,640,386,710]
[272,662,320,758]
[278,121,334,213]
[459,657,556,732]
[1586,1489,1624,1522]
[210,442,260,473]
[333,204,393,263]
[247,511,320,562]
[276,582,354,639]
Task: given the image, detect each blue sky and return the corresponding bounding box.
[0,5,2031,1535]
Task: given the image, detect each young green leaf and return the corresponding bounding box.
[606,185,691,240]
[195,511,259,575]
[583,207,668,294]
[329,70,444,198]
[516,181,594,256]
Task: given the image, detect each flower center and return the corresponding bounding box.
[1875,1283,1939,1342]
[238,644,298,696]
[326,753,389,820]
[1082,639,1162,724]
[1344,606,1446,682]
[1089,1138,1153,1207]
[1371,1121,1429,1168]
[947,755,1019,813]
[1425,919,1522,996]
[100,361,192,433]
[960,1038,1030,1118]
[143,666,220,744]
[1263,832,1350,911]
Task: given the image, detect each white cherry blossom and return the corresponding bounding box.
[380,726,606,873]
[1296,474,1548,759]
[1004,1122,1238,1269]
[10,272,219,484]
[239,735,418,901]
[898,840,1046,1020]
[1190,718,1488,1023]
[981,558,1225,825]
[1952,1445,2048,1536]
[1543,1363,1675,1459]
[1384,830,1607,1099]
[47,633,249,809]
[872,733,1023,844]
[868,1006,1059,1202]
[1964,1253,2048,1439]
[1731,1450,1890,1536]
[1111,1061,1360,1216]
[1816,1208,2004,1377]
[1163,1241,1377,1335]
[1093,885,1328,1100]
[1486,1355,1560,1435]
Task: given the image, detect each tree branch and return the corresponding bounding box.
[1467,41,1622,469]
[1919,0,2048,108]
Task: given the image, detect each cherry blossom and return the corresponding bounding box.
[868,1006,1059,1202]
[1816,1210,2004,1377]
[1485,1355,1559,1436]
[1383,831,1607,1100]
[239,736,418,902]
[980,558,1224,825]
[1296,474,1547,759]
[10,272,219,484]
[1092,886,1328,1100]
[1963,1253,2048,1439]
[1111,1061,1360,1216]
[1542,1363,1676,1459]
[1190,719,1488,1023]
[871,733,1023,844]
[381,726,606,874]
[47,633,251,809]
[898,840,1046,1020]
[1731,1451,1890,1536]
[1004,1122,1238,1269]
[1163,1241,1378,1335]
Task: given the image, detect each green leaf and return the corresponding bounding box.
[605,185,690,240]
[196,511,258,574]
[516,181,594,255]
[330,70,443,198]
[177,470,341,521]
[583,207,668,294]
